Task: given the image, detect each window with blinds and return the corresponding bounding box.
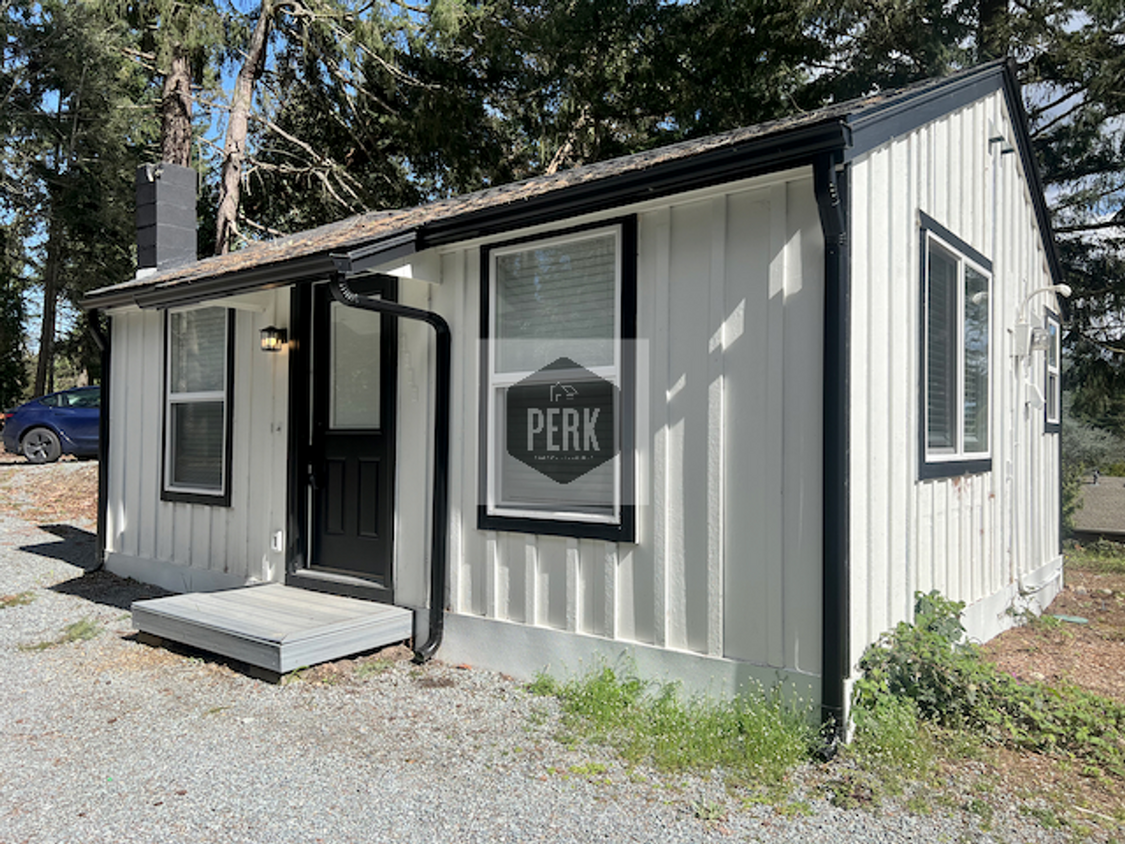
[1045,310,1061,429]
[921,216,993,477]
[164,307,234,503]
[481,221,635,539]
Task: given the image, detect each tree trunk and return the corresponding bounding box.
[161,47,193,167]
[34,217,62,397]
[214,3,273,256]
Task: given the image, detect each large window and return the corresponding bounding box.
[163,307,234,504]
[1045,308,1061,431]
[920,214,992,478]
[480,219,635,541]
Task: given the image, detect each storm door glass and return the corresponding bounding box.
[329,299,381,430]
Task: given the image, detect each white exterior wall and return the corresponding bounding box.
[425,169,825,694]
[104,289,291,593]
[847,90,1063,671]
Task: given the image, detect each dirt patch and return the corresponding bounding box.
[0,458,97,525]
[982,567,1125,706]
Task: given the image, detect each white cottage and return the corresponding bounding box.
[82,61,1066,730]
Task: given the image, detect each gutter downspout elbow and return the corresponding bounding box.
[328,275,451,664]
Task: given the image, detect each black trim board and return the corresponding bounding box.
[286,283,312,577]
[477,216,638,543]
[424,123,848,249]
[916,214,994,482]
[1044,307,1062,435]
[919,211,992,271]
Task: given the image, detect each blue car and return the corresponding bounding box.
[2,386,101,463]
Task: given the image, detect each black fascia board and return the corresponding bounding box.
[842,59,1063,288]
[997,58,1064,287]
[80,253,338,310]
[419,120,852,248]
[844,62,1009,160]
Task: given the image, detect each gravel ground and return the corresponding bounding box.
[0,509,1086,843]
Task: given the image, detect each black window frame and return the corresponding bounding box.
[1044,307,1061,433]
[918,212,994,480]
[161,307,235,506]
[478,216,637,542]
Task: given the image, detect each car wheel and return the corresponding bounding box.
[22,428,61,463]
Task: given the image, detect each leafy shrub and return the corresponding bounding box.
[855,591,1125,778]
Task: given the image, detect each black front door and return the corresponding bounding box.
[306,277,397,600]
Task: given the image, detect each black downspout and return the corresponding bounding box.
[87,312,111,572]
[814,152,851,747]
[328,275,451,663]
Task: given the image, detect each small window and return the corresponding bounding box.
[1045,309,1061,431]
[163,307,234,504]
[480,219,636,541]
[920,214,993,479]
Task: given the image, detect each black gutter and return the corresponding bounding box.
[422,121,851,248]
[328,273,451,663]
[814,152,851,747]
[87,312,111,572]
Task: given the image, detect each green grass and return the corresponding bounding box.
[0,591,35,609]
[20,617,103,651]
[1065,538,1125,574]
[528,664,816,785]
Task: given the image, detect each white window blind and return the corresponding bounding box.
[922,224,992,470]
[165,308,230,497]
[487,227,621,524]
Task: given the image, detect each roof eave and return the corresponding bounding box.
[82,118,851,311]
[421,119,852,248]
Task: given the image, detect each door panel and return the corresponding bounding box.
[308,277,397,598]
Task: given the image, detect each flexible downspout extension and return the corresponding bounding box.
[87,312,111,573]
[328,276,451,663]
[814,151,851,750]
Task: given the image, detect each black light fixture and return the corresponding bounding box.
[260,325,287,352]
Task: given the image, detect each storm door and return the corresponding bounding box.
[306,277,397,600]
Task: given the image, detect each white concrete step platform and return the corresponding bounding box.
[132,583,413,675]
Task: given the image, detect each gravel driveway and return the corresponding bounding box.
[0,508,1080,843]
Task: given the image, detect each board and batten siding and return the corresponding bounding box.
[422,169,824,684]
[104,289,291,592]
[848,90,1063,671]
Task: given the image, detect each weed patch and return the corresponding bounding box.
[20,617,102,651]
[0,591,35,609]
[856,591,1125,780]
[1066,539,1125,575]
[528,665,815,784]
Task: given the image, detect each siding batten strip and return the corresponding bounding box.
[565,537,579,633]
[652,207,671,648]
[603,541,617,639]
[525,537,538,626]
[707,196,726,656]
[766,183,787,668]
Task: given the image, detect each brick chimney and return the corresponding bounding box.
[135,163,196,272]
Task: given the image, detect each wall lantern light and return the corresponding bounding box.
[260,325,287,352]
